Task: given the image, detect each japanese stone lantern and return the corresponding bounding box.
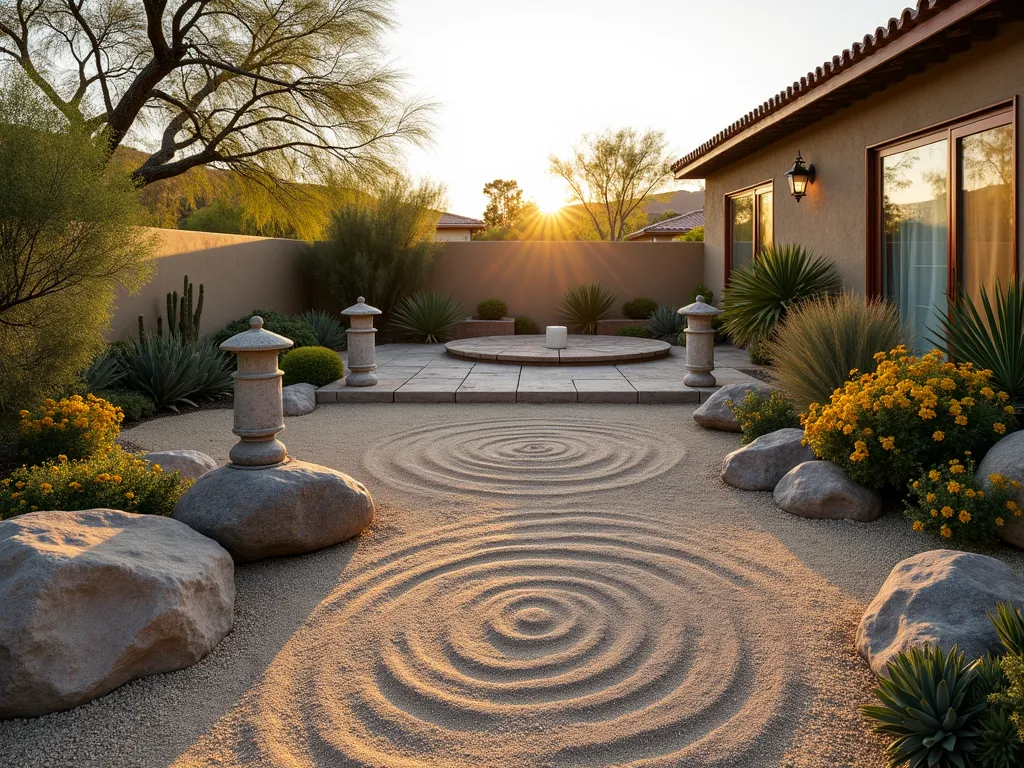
[342,297,382,386]
[219,315,293,467]
[678,296,723,387]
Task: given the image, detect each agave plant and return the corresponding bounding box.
[861,645,985,768]
[121,336,233,411]
[766,293,911,409]
[720,243,842,346]
[645,305,685,344]
[989,601,1024,657]
[391,292,465,343]
[84,346,126,392]
[296,309,346,350]
[558,283,617,334]
[932,280,1024,407]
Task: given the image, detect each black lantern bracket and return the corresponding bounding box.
[786,151,815,202]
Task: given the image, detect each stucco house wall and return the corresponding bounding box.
[702,21,1024,298]
[434,228,476,242]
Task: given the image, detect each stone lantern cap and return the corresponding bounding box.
[219,316,295,352]
[342,297,381,316]
[677,296,722,317]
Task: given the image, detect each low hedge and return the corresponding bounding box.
[280,346,345,387]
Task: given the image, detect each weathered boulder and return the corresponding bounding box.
[143,450,218,481]
[173,460,373,562]
[693,382,773,432]
[0,509,234,718]
[721,428,815,491]
[282,383,318,417]
[774,460,882,522]
[978,431,1024,549]
[857,549,1024,676]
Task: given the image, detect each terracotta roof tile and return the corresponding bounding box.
[626,209,704,239]
[437,212,486,229]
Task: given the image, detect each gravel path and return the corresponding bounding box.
[4,403,1023,767]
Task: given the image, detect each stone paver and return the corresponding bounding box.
[321,343,765,404]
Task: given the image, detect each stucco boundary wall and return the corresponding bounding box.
[426,241,704,329]
[108,228,311,342]
[108,232,704,340]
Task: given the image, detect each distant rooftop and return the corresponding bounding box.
[438,212,486,230]
[626,209,704,240]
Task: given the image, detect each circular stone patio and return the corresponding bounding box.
[445,334,670,364]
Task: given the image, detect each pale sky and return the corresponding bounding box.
[386,0,904,217]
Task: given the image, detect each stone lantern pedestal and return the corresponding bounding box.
[678,296,723,387]
[219,316,293,467]
[343,297,382,387]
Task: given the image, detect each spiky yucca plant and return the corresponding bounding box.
[296,309,346,350]
[766,293,911,409]
[933,280,1024,407]
[989,602,1024,657]
[391,292,465,344]
[645,305,685,344]
[861,645,985,768]
[720,243,842,346]
[558,283,617,334]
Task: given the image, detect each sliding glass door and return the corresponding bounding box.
[873,105,1016,352]
[727,183,773,277]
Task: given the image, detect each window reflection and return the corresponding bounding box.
[731,195,754,272]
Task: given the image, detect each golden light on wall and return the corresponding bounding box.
[786,152,815,202]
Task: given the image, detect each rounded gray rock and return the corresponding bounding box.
[0,509,234,718]
[172,459,374,562]
[857,549,1024,676]
[282,383,318,417]
[693,382,773,432]
[721,428,816,491]
[774,460,882,522]
[978,431,1024,549]
[142,449,218,481]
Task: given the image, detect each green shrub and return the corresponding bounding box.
[0,447,190,520]
[558,283,617,334]
[295,310,346,350]
[622,297,657,320]
[95,389,156,423]
[121,336,233,411]
[689,284,714,305]
[280,346,344,387]
[476,299,507,320]
[674,225,703,242]
[392,292,465,343]
[802,347,1018,492]
[515,316,538,335]
[994,654,1024,746]
[616,326,652,338]
[767,293,911,410]
[214,309,317,349]
[83,347,126,392]
[17,394,122,464]
[746,338,773,366]
[727,390,800,445]
[861,645,985,768]
[720,243,841,346]
[905,457,1018,544]
[933,280,1024,407]
[645,305,684,344]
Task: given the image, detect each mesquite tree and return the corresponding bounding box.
[0,1,432,192]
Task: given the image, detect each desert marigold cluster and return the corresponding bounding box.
[905,457,1021,544]
[801,347,1018,490]
[18,394,123,463]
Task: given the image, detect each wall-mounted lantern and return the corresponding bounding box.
[786,152,815,202]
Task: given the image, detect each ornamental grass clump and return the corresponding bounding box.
[905,457,1019,544]
[727,389,800,445]
[0,447,190,520]
[17,394,122,464]
[558,283,617,334]
[802,346,1018,491]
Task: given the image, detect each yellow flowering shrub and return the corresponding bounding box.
[727,389,800,445]
[905,458,1020,544]
[18,394,123,464]
[802,347,1018,490]
[0,447,190,520]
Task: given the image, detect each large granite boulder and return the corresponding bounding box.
[774,460,882,522]
[693,382,772,432]
[857,549,1024,676]
[282,383,317,417]
[0,509,234,718]
[143,450,217,481]
[721,428,815,491]
[173,460,374,562]
[978,431,1024,549]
